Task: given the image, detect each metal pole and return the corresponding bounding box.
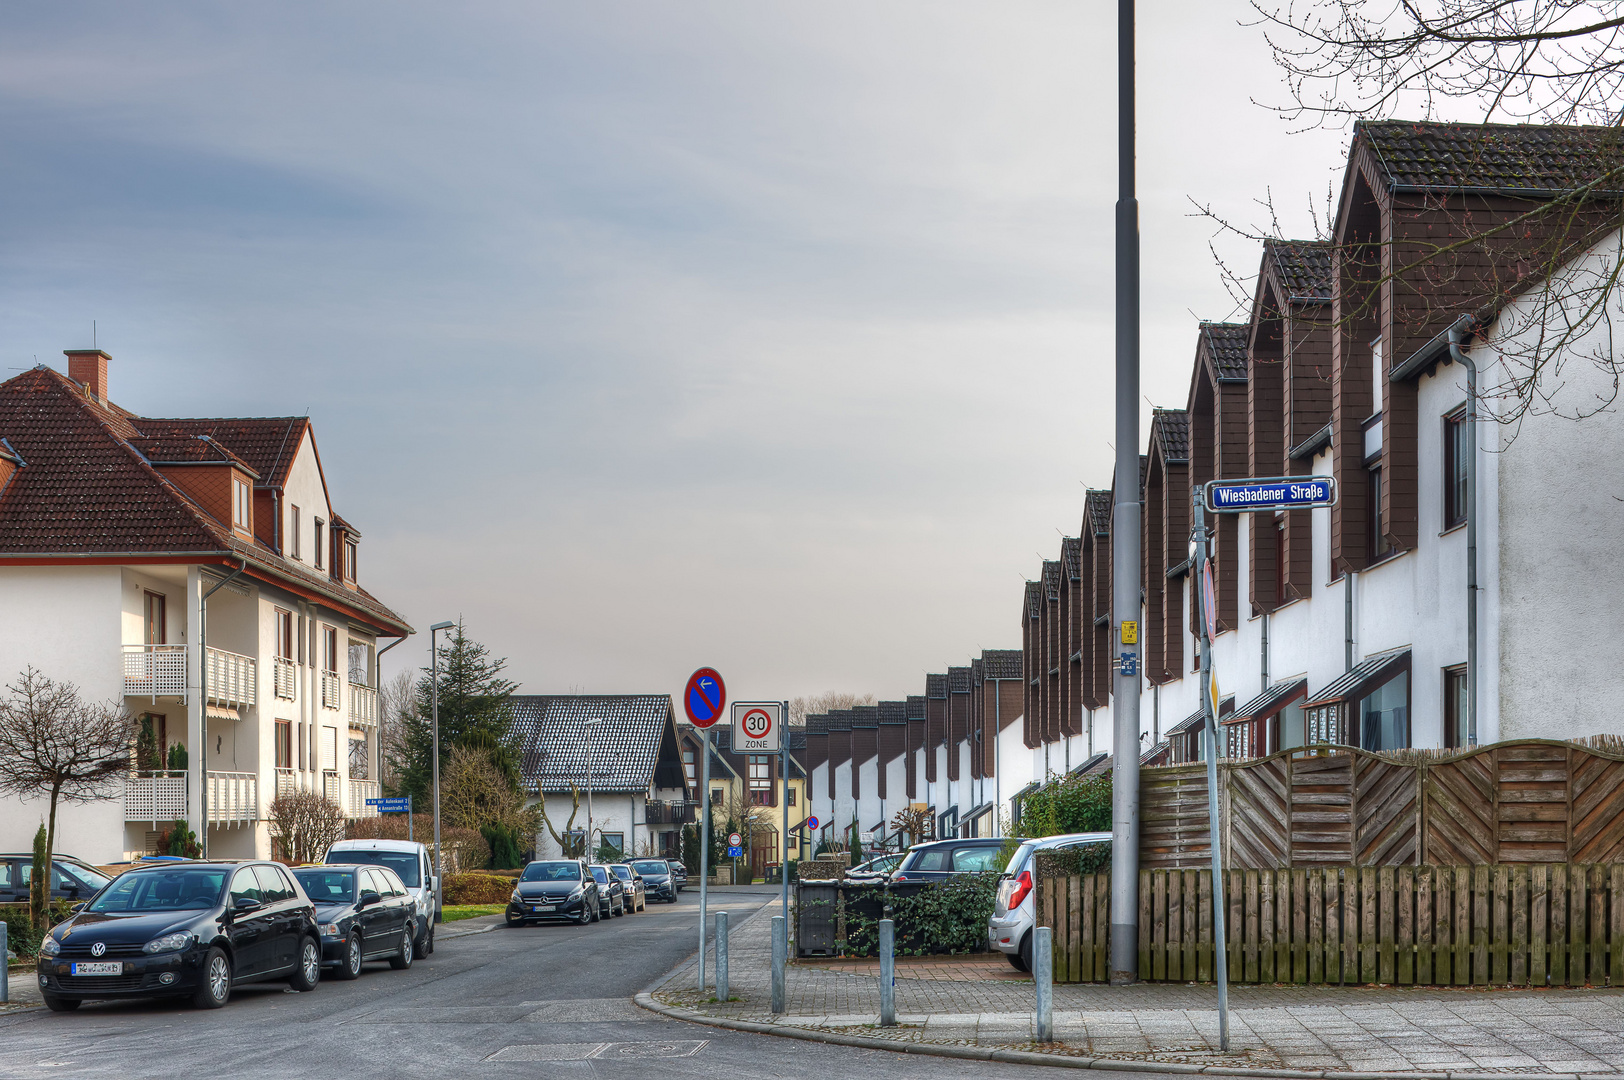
[1109,0,1142,986]
[697,727,712,993]
[879,917,896,1026]
[772,914,787,1014]
[715,910,729,1002]
[1034,924,1054,1042]
[431,626,443,924]
[408,793,413,844]
[1448,316,1479,746]
[1,919,8,1003]
[781,701,790,926]
[1193,493,1230,1050]
[586,720,594,860]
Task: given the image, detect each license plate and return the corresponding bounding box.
[71,962,123,976]
[532,905,553,912]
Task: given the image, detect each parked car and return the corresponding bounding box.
[324,838,438,956]
[588,865,626,917]
[989,833,1111,971]
[666,860,688,891]
[608,864,645,911]
[845,853,904,883]
[630,859,678,903]
[0,853,112,905]
[291,865,417,979]
[36,860,320,1011]
[506,860,599,926]
[889,837,1006,883]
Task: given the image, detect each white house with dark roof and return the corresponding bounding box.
[511,695,691,860]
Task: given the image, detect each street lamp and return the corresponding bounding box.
[428,620,455,924]
[583,714,603,860]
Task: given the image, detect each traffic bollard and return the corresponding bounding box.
[1034,925,1053,1042]
[0,919,7,1003]
[879,918,896,1027]
[771,915,786,1014]
[715,911,729,1002]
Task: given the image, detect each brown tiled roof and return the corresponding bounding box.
[850,705,879,728]
[1152,409,1190,463]
[947,667,971,693]
[1042,560,1061,601]
[0,366,409,635]
[1061,536,1081,581]
[878,700,907,724]
[1200,323,1250,381]
[925,673,948,699]
[905,696,926,721]
[970,658,984,684]
[138,416,310,489]
[1085,489,1112,535]
[1265,240,1333,303]
[130,434,259,475]
[981,649,1022,680]
[1025,581,1042,619]
[1359,120,1624,194]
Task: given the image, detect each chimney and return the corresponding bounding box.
[64,349,110,402]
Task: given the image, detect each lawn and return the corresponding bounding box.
[441,904,505,923]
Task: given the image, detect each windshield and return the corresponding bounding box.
[293,870,356,903]
[87,869,227,913]
[632,861,666,875]
[610,865,633,881]
[331,850,420,888]
[590,867,610,883]
[521,862,581,882]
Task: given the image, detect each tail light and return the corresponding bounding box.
[1007,870,1033,911]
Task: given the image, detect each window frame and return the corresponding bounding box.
[275,720,293,769]
[1443,407,1468,530]
[290,505,302,560]
[232,477,252,530]
[144,591,166,646]
[275,609,294,660]
[313,518,325,570]
[1443,664,1469,749]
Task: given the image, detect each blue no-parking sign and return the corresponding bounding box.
[684,667,726,728]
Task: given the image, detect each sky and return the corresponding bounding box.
[0,2,1356,704]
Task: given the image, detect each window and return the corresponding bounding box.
[344,537,358,581]
[1359,669,1410,751]
[275,609,293,659]
[710,788,724,806]
[682,749,695,785]
[787,787,796,807]
[748,754,771,796]
[254,864,292,902]
[1368,466,1391,560]
[1274,513,1286,606]
[321,726,338,772]
[349,730,369,779]
[144,591,166,646]
[348,641,370,685]
[1372,337,1386,413]
[323,627,339,674]
[313,518,325,569]
[1444,409,1468,529]
[291,505,301,559]
[230,867,261,906]
[601,833,624,856]
[275,720,293,769]
[952,846,1001,872]
[233,478,251,529]
[1444,665,1469,748]
[1307,702,1344,746]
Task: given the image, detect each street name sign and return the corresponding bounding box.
[732,701,781,751]
[684,667,726,728]
[366,797,410,813]
[1205,476,1335,513]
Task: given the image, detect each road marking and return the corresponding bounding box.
[487,1040,708,1061]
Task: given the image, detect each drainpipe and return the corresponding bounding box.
[1261,612,1269,691]
[199,560,247,858]
[1448,315,1479,746]
[1344,571,1355,672]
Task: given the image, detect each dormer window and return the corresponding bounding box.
[232,477,251,530]
[291,505,302,560]
[313,519,324,570]
[343,537,358,583]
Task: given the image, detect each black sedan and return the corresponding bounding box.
[505,859,599,926]
[666,860,688,891]
[631,859,678,903]
[588,865,626,917]
[36,861,320,1011]
[290,865,417,978]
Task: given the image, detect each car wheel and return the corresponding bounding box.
[576,903,592,926]
[505,911,525,928]
[42,994,81,1012]
[290,936,322,991]
[193,946,232,1009]
[337,932,363,980]
[425,923,435,955]
[1018,931,1033,975]
[388,928,414,970]
[1007,950,1030,972]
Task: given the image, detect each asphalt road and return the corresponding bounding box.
[0,886,1135,1080]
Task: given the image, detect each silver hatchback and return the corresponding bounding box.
[988,832,1110,971]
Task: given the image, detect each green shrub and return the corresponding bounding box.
[1019,769,1113,839]
[443,873,517,904]
[481,822,523,869]
[841,873,1000,957]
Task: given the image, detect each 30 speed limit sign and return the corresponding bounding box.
[731,701,782,751]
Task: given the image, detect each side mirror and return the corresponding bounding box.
[71,901,88,913]
[359,890,382,908]
[233,896,263,914]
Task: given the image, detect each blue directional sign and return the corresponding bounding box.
[1206,476,1335,513]
[366,797,411,813]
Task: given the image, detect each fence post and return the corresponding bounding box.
[716,911,729,1002]
[771,915,786,1014]
[879,918,896,1026]
[1034,924,1053,1042]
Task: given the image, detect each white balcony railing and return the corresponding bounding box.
[320,670,341,710]
[204,647,256,709]
[349,684,378,726]
[208,771,258,824]
[274,657,297,700]
[348,779,380,818]
[125,772,188,822]
[323,770,340,804]
[275,767,296,798]
[123,644,188,700]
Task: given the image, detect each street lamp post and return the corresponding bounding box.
[583,715,603,860]
[428,620,455,924]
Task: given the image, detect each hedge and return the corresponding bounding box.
[443,873,516,905]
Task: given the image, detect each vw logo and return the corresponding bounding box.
[90,942,106,957]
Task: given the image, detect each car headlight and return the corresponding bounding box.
[38,934,61,957]
[320,923,343,937]
[143,931,195,954]
[510,890,522,904]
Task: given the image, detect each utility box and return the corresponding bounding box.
[795,881,839,957]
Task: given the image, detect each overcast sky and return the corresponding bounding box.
[0,3,1355,704]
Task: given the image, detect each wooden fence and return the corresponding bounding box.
[1141,738,1624,870]
[1037,863,1624,986]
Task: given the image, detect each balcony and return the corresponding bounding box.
[204,647,256,710]
[644,799,696,825]
[274,657,296,700]
[349,683,378,726]
[321,670,341,710]
[123,644,188,700]
[208,771,258,824]
[275,767,296,798]
[323,770,340,803]
[347,779,380,818]
[125,772,188,822]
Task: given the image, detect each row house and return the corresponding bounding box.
[1020,119,1624,774]
[0,353,412,863]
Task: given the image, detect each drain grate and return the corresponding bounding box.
[487,1040,708,1062]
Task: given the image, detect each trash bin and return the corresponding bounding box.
[796,881,838,957]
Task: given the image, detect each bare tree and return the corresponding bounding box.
[266,790,348,865]
[889,805,934,846]
[536,784,586,857]
[0,668,134,924]
[788,692,875,726]
[440,743,540,836]
[377,668,415,789]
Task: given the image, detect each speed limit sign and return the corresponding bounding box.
[731,701,781,751]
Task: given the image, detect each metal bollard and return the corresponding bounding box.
[1,919,8,1003]
[1033,925,1053,1042]
[715,911,729,1002]
[771,915,787,1014]
[878,918,896,1027]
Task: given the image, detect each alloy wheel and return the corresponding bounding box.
[208,954,229,1001]
[303,941,320,983]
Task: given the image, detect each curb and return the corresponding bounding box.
[630,993,1618,1080]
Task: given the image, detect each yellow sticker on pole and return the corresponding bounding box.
[1121,620,1138,645]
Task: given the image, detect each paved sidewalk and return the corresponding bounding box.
[648,901,1624,1076]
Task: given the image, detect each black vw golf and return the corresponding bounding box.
[36,861,321,1012]
[505,859,598,926]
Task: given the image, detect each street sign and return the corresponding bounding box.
[684,667,727,728]
[366,797,411,813]
[728,832,743,847]
[806,816,819,832]
[732,701,781,751]
[1205,476,1335,513]
[726,846,743,858]
[1202,562,1218,643]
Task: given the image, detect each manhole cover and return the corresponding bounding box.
[597,1041,709,1058]
[487,1040,708,1062]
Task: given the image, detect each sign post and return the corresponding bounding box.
[685,667,726,994]
[781,700,790,929]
